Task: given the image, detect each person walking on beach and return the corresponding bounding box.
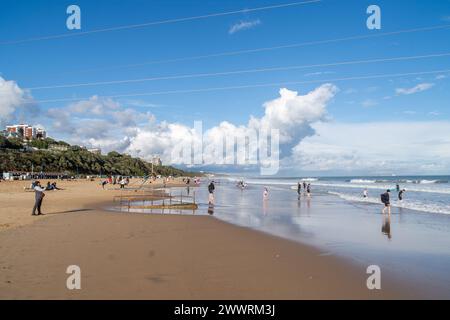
[363,188,368,198]
[398,189,406,201]
[306,184,311,197]
[32,181,46,216]
[208,181,215,204]
[381,189,391,215]
[297,182,301,196]
[208,181,215,194]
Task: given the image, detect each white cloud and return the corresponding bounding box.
[121,99,160,108]
[362,99,378,107]
[304,71,335,77]
[291,121,450,174]
[127,84,338,164]
[47,96,154,147]
[396,83,434,95]
[53,84,337,167]
[229,19,261,34]
[69,95,120,115]
[0,76,34,124]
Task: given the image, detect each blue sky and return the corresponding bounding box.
[1,0,450,175]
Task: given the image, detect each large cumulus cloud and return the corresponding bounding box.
[47,84,338,169]
[123,84,338,166]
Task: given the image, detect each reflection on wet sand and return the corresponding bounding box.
[208,203,214,215]
[112,180,450,297]
[263,199,268,216]
[382,213,392,240]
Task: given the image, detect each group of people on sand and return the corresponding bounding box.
[101,176,129,189]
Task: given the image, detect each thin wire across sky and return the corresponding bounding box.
[32,68,450,104]
[26,52,450,91]
[3,1,449,105]
[0,0,322,45]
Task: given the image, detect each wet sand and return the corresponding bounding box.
[0,179,412,299]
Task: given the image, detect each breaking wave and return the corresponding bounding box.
[329,191,450,215]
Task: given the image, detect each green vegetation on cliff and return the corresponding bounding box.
[0,137,195,177]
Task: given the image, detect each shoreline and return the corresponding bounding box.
[0,179,423,299]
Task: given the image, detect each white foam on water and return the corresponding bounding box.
[329,191,450,215]
[224,177,450,195]
[419,180,438,184]
[350,179,376,184]
[314,182,450,195]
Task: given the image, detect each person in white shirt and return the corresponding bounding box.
[32,181,46,216]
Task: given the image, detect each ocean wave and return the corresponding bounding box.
[240,178,318,186]
[417,179,447,184]
[350,179,376,184]
[328,191,450,215]
[314,182,450,195]
[348,179,448,184]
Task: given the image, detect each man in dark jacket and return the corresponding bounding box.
[208,181,215,205]
[208,181,215,194]
[381,189,391,215]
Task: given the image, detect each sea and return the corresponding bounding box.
[118,175,450,297]
[236,175,450,215]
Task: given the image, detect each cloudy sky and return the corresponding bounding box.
[1,0,450,176]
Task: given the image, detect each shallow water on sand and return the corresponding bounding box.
[117,179,450,297]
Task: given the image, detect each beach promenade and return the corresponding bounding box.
[0,179,411,299]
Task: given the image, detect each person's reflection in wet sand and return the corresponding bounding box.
[306,198,311,217]
[398,206,405,223]
[382,212,392,240]
[207,203,214,215]
[296,195,302,216]
[263,199,268,216]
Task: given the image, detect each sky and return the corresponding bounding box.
[1,0,450,176]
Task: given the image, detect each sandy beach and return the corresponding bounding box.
[0,178,414,299]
